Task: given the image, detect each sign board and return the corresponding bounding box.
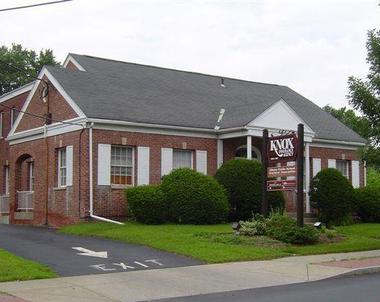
[267,179,297,191]
[267,165,296,178]
[267,133,297,163]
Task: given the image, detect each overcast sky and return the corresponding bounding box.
[1,0,379,108]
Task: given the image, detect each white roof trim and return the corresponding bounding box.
[0,83,34,103]
[63,54,86,71]
[9,67,86,136]
[312,138,365,147]
[7,117,87,145]
[247,99,315,135]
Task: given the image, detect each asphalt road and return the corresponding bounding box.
[0,224,202,277]
[154,273,380,302]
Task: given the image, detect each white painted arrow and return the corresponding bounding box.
[72,247,108,259]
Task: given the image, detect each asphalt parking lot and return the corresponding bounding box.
[0,224,202,276]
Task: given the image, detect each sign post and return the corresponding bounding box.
[262,124,304,227]
[261,129,269,217]
[296,124,304,227]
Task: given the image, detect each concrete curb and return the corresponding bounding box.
[328,265,380,279]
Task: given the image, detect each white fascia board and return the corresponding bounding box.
[247,99,315,135]
[88,118,218,139]
[0,83,34,103]
[8,117,87,145]
[9,67,87,137]
[312,138,365,147]
[63,54,86,71]
[310,140,364,151]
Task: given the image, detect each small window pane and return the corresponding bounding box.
[173,150,192,169]
[58,148,67,187]
[336,160,348,178]
[111,146,133,185]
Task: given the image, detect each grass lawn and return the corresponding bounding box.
[0,249,56,282]
[60,222,380,263]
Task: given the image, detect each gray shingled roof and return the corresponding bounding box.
[47,54,366,143]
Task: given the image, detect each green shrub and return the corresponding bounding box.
[239,214,267,236]
[310,168,355,226]
[126,185,167,224]
[367,167,380,188]
[215,159,285,221]
[355,186,380,222]
[161,168,229,224]
[266,213,319,244]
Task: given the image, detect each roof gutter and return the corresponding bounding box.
[312,138,366,147]
[88,122,123,225]
[87,118,216,134]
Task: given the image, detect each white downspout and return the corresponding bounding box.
[88,123,124,225]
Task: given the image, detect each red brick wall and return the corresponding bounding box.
[15,78,78,133]
[0,91,30,199]
[8,129,88,227]
[65,61,80,70]
[91,129,218,218]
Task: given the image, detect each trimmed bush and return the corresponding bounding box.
[266,213,319,244]
[310,168,355,226]
[239,214,267,236]
[215,159,285,221]
[355,186,380,222]
[161,168,229,224]
[126,185,167,224]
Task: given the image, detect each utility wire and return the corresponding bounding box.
[0,0,73,12]
[1,61,84,128]
[0,101,85,128]
[0,61,49,85]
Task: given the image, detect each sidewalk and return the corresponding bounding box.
[1,250,380,302]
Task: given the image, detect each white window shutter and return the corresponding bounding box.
[196,150,207,175]
[328,159,336,169]
[98,144,111,185]
[312,158,321,177]
[352,160,360,188]
[161,148,173,176]
[66,145,73,186]
[137,147,150,185]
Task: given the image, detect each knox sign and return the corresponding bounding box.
[267,133,297,163]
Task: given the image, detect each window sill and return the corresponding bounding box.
[53,186,68,191]
[111,184,133,190]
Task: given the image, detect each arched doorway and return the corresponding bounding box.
[14,154,34,213]
[235,145,262,162]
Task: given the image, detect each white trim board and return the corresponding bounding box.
[89,118,218,139]
[63,54,86,71]
[9,67,87,137]
[0,83,34,103]
[7,117,87,145]
[247,99,315,135]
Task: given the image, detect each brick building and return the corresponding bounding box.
[0,54,366,226]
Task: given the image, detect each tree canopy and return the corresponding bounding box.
[0,44,60,95]
[324,29,380,169]
[348,29,380,145]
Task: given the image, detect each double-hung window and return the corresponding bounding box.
[336,160,349,178]
[58,148,67,187]
[111,146,133,185]
[173,149,193,169]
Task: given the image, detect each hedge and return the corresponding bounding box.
[310,168,355,226]
[161,168,229,224]
[215,159,285,221]
[126,185,167,224]
[355,186,380,222]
